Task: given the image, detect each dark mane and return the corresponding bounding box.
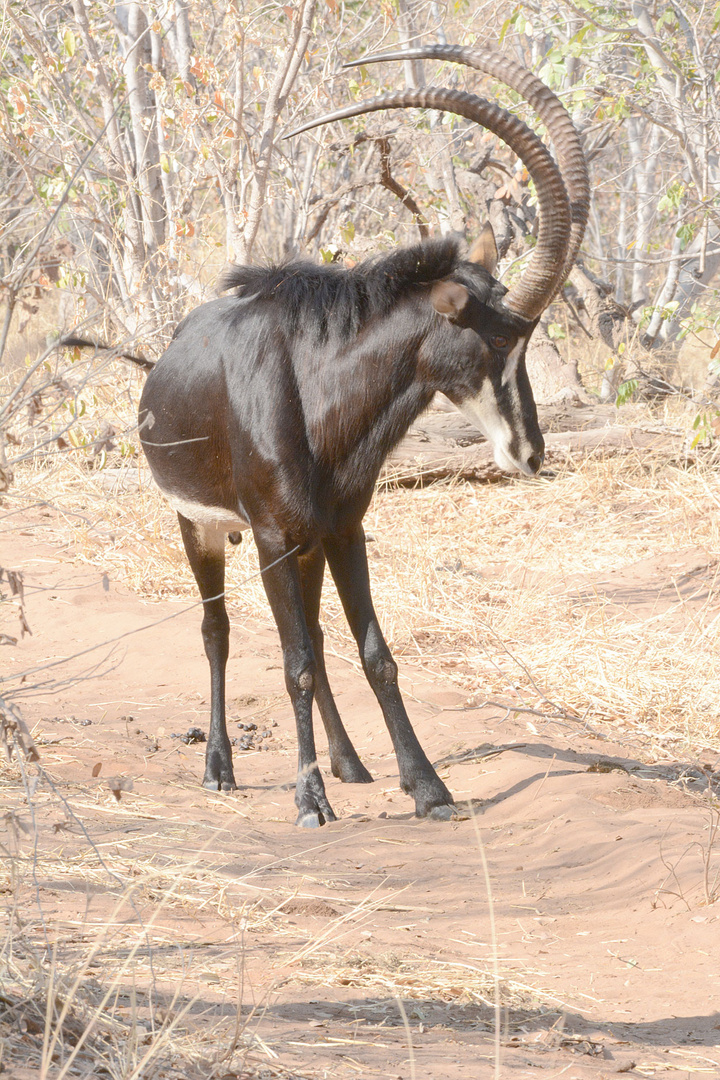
[217,238,465,340]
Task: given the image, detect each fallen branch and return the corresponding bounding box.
[381,417,685,485]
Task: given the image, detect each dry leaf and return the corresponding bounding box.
[108,776,134,801]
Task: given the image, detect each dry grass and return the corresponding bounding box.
[0,719,328,1080]
[2,927,256,1080]
[289,951,560,1013]
[0,719,569,1080]
[1,877,286,1079]
[0,721,552,1079]
[361,453,720,753]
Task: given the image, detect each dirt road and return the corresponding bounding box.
[2,520,719,1078]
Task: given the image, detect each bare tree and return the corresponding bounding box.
[2,0,718,438]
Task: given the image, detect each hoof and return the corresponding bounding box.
[333,759,374,785]
[295,765,337,827]
[407,774,455,819]
[295,807,337,828]
[202,776,237,792]
[426,803,457,822]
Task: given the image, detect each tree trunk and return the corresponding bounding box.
[526,321,591,405]
[627,117,660,315]
[656,225,720,344]
[237,0,316,263]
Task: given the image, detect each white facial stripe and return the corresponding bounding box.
[459,342,537,475]
[502,349,520,386]
[459,382,515,461]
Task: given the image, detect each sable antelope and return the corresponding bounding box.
[136,45,589,826]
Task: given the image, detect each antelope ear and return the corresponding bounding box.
[430,280,470,318]
[467,222,499,274]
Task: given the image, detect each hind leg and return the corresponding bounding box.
[299,545,373,784]
[254,531,336,827]
[177,513,235,791]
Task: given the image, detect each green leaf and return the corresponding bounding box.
[677,222,696,247]
[658,180,685,217]
[499,16,513,43]
[572,23,591,44]
[63,29,76,58]
[615,378,638,406]
[499,6,521,43]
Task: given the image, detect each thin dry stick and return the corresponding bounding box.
[702,808,720,906]
[469,806,501,1080]
[395,996,417,1080]
[1,546,300,690]
[531,754,557,804]
[376,136,429,239]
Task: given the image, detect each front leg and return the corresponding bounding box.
[323,529,455,820]
[177,514,236,791]
[255,532,337,827]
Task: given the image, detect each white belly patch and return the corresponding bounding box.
[162,491,251,533]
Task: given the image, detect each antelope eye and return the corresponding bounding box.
[490,334,509,350]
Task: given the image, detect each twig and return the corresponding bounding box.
[376,137,429,240]
[1,546,300,690]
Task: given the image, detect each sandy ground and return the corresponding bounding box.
[2,515,720,1079]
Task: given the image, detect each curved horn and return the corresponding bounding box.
[346,45,590,287]
[285,88,571,320]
